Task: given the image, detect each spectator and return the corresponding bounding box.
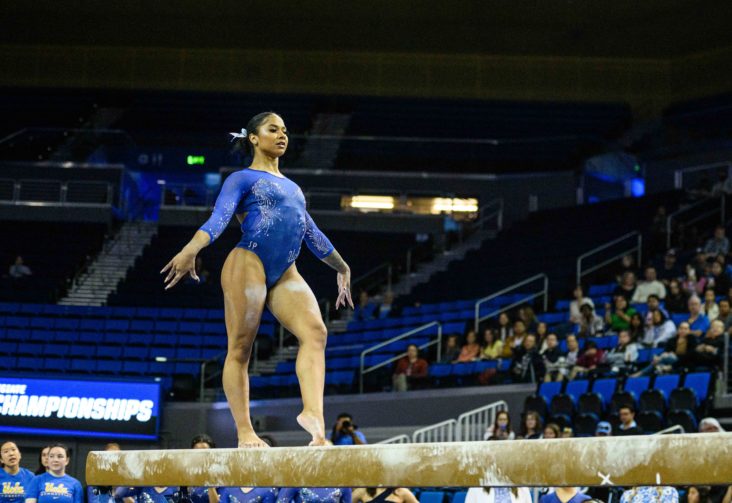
[642,310,676,348]
[687,295,711,338]
[456,330,481,363]
[535,322,548,348]
[632,266,667,303]
[465,488,532,503]
[503,320,527,358]
[643,294,667,328]
[699,417,724,433]
[8,255,32,278]
[717,297,732,332]
[187,435,219,503]
[519,411,543,439]
[569,285,590,325]
[628,312,645,343]
[563,335,581,376]
[665,279,689,313]
[440,335,461,363]
[540,488,590,503]
[657,249,682,285]
[494,312,513,342]
[329,413,366,445]
[683,262,709,296]
[595,421,612,437]
[34,446,50,475]
[375,291,398,319]
[542,333,566,382]
[604,295,637,332]
[703,225,730,258]
[569,340,605,379]
[616,405,643,435]
[352,291,376,322]
[617,254,638,283]
[484,410,515,440]
[509,334,545,383]
[684,486,713,503]
[561,426,574,438]
[614,271,637,302]
[620,487,678,503]
[702,288,720,321]
[576,300,604,338]
[392,344,428,391]
[480,328,503,360]
[633,322,696,376]
[0,441,34,503]
[542,423,561,439]
[517,305,538,333]
[709,261,731,297]
[694,319,725,370]
[605,329,639,373]
[352,488,417,503]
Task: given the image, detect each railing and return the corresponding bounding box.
[724,333,730,395]
[469,198,504,233]
[377,434,410,444]
[673,161,731,190]
[666,195,726,249]
[456,400,509,441]
[0,178,114,206]
[655,425,685,435]
[359,321,442,393]
[412,419,458,443]
[199,349,227,402]
[473,274,549,333]
[159,181,218,208]
[351,262,393,296]
[576,232,642,286]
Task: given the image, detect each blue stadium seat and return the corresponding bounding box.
[128,333,151,345]
[181,308,207,320]
[5,329,26,342]
[30,329,56,343]
[43,343,70,357]
[71,359,93,373]
[106,319,130,332]
[122,361,149,375]
[276,361,297,373]
[538,312,566,325]
[667,409,698,433]
[78,332,102,344]
[0,302,20,315]
[452,492,467,503]
[18,304,44,316]
[123,346,149,360]
[43,358,70,373]
[29,317,53,330]
[148,361,175,376]
[96,345,123,359]
[158,308,184,320]
[452,362,477,376]
[176,347,202,360]
[16,357,44,370]
[155,320,178,333]
[69,344,96,358]
[206,309,225,321]
[591,378,617,407]
[588,284,616,296]
[110,306,136,318]
[683,372,712,405]
[555,299,571,310]
[130,319,155,333]
[95,360,123,374]
[201,335,227,349]
[177,321,202,334]
[429,364,452,378]
[150,346,176,359]
[80,319,105,332]
[200,348,224,360]
[0,356,17,369]
[152,333,178,347]
[5,316,30,328]
[54,318,79,331]
[624,376,651,402]
[565,380,590,405]
[671,313,688,326]
[653,374,681,405]
[17,342,43,355]
[174,362,201,375]
[443,321,467,334]
[419,491,445,503]
[179,335,202,347]
[202,322,223,335]
[539,381,563,405]
[135,307,159,319]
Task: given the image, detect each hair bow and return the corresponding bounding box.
[229,128,247,142]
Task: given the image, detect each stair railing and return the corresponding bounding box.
[666,195,726,249]
[377,434,410,444]
[473,273,549,333]
[576,231,642,286]
[412,419,458,443]
[673,161,731,190]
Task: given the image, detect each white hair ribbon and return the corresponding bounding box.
[229,128,247,142]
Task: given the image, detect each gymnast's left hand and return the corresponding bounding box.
[161,249,199,290]
[336,268,354,310]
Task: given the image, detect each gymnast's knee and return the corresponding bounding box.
[226,335,256,364]
[299,323,327,350]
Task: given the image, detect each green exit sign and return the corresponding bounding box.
[187,155,205,165]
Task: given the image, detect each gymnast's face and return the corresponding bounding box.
[1,442,20,470]
[47,447,69,474]
[251,114,288,158]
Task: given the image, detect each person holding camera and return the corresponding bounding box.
[329,413,366,445]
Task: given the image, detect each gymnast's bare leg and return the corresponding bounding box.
[221,248,269,448]
[267,264,329,445]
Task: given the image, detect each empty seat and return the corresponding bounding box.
[152,333,178,346]
[16,357,44,370]
[106,319,130,332]
[158,308,183,320]
[43,358,70,373]
[150,346,176,359]
[639,389,665,415]
[667,409,697,433]
[54,318,80,331]
[122,361,149,375]
[179,322,202,334]
[653,374,681,405]
[175,347,202,360]
[573,413,599,437]
[565,380,590,405]
[130,319,155,333]
[636,410,664,433]
[43,343,70,357]
[577,393,603,418]
[17,342,43,355]
[155,321,178,333]
[174,362,201,375]
[624,376,651,403]
[30,317,54,330]
[96,345,123,359]
[122,346,149,360]
[179,334,202,347]
[69,344,96,358]
[419,492,445,503]
[539,381,563,406]
[95,360,123,374]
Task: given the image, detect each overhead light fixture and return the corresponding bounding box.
[431,198,479,213]
[348,195,395,210]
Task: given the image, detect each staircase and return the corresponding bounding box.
[293,113,351,169]
[59,221,158,306]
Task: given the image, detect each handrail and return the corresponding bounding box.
[359,321,442,393]
[473,198,504,232]
[674,161,731,190]
[0,178,114,206]
[724,333,730,396]
[351,262,393,294]
[412,419,458,443]
[199,349,228,402]
[576,231,642,285]
[473,274,549,333]
[654,425,685,435]
[666,195,726,249]
[377,434,410,444]
[456,400,508,441]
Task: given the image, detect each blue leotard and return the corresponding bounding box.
[218,487,277,503]
[277,487,351,503]
[199,169,335,288]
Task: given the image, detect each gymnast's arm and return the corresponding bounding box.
[162,173,246,289]
[394,488,418,503]
[304,212,354,309]
[207,488,221,503]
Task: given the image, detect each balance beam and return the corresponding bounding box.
[86,433,732,487]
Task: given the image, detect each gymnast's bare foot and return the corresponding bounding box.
[237,432,269,448]
[297,412,326,446]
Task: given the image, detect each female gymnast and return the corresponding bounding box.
[162,112,354,448]
[25,444,83,503]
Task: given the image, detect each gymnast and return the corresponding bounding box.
[162,112,354,448]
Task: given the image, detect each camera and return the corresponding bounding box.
[341,420,352,429]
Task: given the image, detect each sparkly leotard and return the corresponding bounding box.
[199,169,334,287]
[277,488,352,503]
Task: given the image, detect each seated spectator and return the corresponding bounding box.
[502,320,527,358]
[604,295,637,332]
[709,260,731,297]
[702,288,719,321]
[699,417,725,433]
[352,488,418,503]
[8,255,32,278]
[542,423,561,439]
[687,295,711,339]
[569,340,605,379]
[657,249,682,285]
[484,410,515,440]
[614,271,637,302]
[352,291,377,322]
[542,333,566,382]
[494,312,513,342]
[620,487,678,503]
[683,262,708,296]
[616,405,643,436]
[632,266,667,303]
[480,328,503,360]
[517,305,538,333]
[519,411,543,439]
[633,321,696,376]
[664,279,689,313]
[576,300,604,338]
[617,254,638,283]
[642,310,676,348]
[440,334,461,364]
[540,488,590,503]
[456,330,481,363]
[643,294,667,328]
[329,413,366,445]
[562,334,581,376]
[628,312,645,342]
[703,225,730,259]
[717,297,732,332]
[509,334,545,383]
[694,319,725,370]
[561,426,574,438]
[595,421,612,437]
[535,321,548,348]
[392,344,428,392]
[375,291,399,319]
[465,487,532,503]
[569,285,590,325]
[605,329,639,373]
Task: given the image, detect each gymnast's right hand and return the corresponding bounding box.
[161,250,199,290]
